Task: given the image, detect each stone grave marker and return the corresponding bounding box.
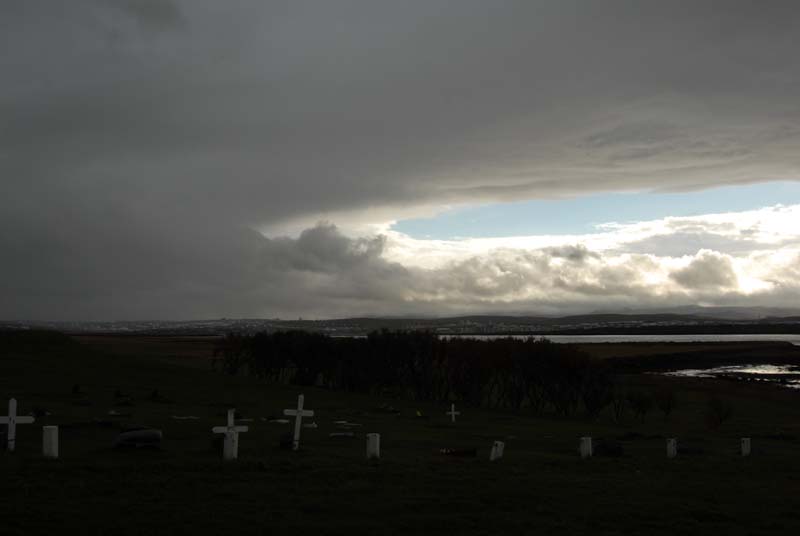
[489,440,505,461]
[366,433,381,459]
[579,437,593,459]
[666,438,678,459]
[334,420,362,428]
[113,428,163,449]
[42,426,59,458]
[440,447,477,457]
[741,437,751,457]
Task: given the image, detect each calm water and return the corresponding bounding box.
[663,364,800,389]
[449,334,800,345]
[444,333,800,389]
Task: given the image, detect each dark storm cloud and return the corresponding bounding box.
[96,0,184,30]
[2,1,800,319]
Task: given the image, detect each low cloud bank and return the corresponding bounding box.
[8,206,800,320]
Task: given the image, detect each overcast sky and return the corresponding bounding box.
[2,0,800,320]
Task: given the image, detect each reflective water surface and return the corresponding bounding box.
[663,364,800,389]
[455,334,800,345]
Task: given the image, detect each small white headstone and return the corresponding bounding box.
[283,394,315,451]
[741,437,751,457]
[1,398,35,452]
[579,437,593,459]
[489,440,505,461]
[42,426,59,458]
[446,403,461,423]
[366,433,381,459]
[666,438,678,459]
[212,409,249,461]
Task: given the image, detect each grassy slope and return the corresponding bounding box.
[2,334,800,535]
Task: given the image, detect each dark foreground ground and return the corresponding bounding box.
[2,333,800,535]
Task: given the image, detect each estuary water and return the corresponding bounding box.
[449,334,800,345]
[663,364,800,389]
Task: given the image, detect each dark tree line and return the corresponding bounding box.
[214,330,614,417]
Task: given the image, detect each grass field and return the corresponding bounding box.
[2,332,800,535]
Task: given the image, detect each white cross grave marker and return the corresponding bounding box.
[446,403,460,423]
[283,394,314,451]
[212,409,249,460]
[1,399,35,452]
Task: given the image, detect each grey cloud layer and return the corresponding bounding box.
[7,217,797,320]
[2,1,800,318]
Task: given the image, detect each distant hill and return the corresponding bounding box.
[592,305,800,320]
[4,309,800,336]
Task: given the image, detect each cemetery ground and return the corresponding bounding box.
[3,333,800,535]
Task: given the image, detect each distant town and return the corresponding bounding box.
[4,311,800,336]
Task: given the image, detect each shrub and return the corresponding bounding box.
[706,397,733,428]
[581,372,613,420]
[654,388,677,420]
[610,388,627,423]
[626,390,654,423]
[212,333,250,375]
[216,330,613,414]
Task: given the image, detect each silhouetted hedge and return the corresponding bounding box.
[0,330,79,354]
[215,330,612,416]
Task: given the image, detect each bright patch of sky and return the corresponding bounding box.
[392,181,800,239]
